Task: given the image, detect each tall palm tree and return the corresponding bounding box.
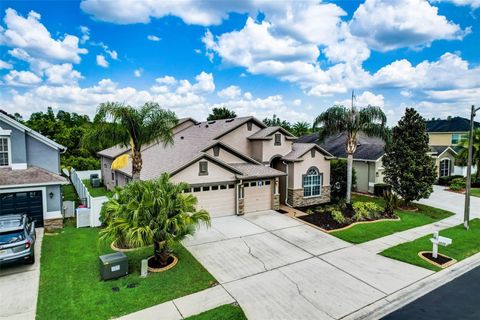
[84,102,177,180]
[313,105,388,204]
[100,174,211,267]
[457,128,480,181]
[291,121,311,137]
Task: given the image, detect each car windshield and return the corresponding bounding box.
[0,230,25,245]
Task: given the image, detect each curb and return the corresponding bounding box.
[343,252,480,320]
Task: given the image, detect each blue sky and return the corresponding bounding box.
[0,0,479,125]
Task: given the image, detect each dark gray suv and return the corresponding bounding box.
[0,214,36,265]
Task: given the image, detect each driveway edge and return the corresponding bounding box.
[343,252,480,320]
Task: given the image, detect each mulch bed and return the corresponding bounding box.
[296,206,397,231]
[148,255,175,269]
[420,252,454,266]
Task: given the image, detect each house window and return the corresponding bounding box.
[0,137,9,166]
[199,161,208,176]
[274,133,281,146]
[303,167,322,197]
[111,172,115,181]
[193,187,201,192]
[439,159,451,177]
[451,133,466,145]
[213,146,220,156]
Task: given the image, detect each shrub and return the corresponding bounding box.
[374,183,391,197]
[330,159,357,201]
[450,177,466,191]
[383,190,400,216]
[353,201,383,221]
[438,175,463,186]
[306,208,313,215]
[331,210,346,224]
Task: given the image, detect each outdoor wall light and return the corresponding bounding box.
[49,192,54,199]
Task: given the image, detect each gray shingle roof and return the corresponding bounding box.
[0,166,67,187]
[248,126,295,140]
[426,117,480,132]
[116,116,266,180]
[429,146,458,156]
[282,143,333,161]
[298,132,386,161]
[230,163,286,179]
[97,145,130,159]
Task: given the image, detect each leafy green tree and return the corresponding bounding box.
[291,121,311,137]
[262,114,292,132]
[330,159,357,201]
[314,105,387,204]
[383,108,437,207]
[207,106,237,120]
[100,174,211,266]
[83,102,177,180]
[457,128,480,181]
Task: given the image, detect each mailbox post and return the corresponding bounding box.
[430,231,452,259]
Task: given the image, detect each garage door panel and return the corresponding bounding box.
[194,188,235,218]
[244,181,272,213]
[0,191,44,227]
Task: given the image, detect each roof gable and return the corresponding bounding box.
[201,141,262,165]
[170,153,243,177]
[248,126,296,140]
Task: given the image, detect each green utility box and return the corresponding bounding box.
[99,252,128,280]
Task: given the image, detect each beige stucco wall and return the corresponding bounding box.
[250,140,263,162]
[219,121,262,156]
[375,158,385,184]
[261,133,293,163]
[429,133,455,146]
[115,171,129,188]
[291,150,330,189]
[171,158,237,184]
[204,146,248,164]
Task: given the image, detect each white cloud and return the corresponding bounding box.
[400,90,412,98]
[134,69,142,77]
[335,91,385,108]
[79,25,90,43]
[192,72,215,93]
[4,70,42,86]
[155,76,177,85]
[0,9,87,63]
[218,85,241,99]
[44,63,83,85]
[96,55,109,67]
[350,0,468,51]
[106,49,118,60]
[0,59,12,69]
[434,0,480,8]
[147,35,161,41]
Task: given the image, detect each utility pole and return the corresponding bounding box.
[464,105,479,230]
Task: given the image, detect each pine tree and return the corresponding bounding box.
[383,108,436,207]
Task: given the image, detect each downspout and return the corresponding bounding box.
[282,161,292,207]
[236,179,242,215]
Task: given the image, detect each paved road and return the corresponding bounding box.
[383,266,480,320]
[183,211,433,320]
[0,228,43,320]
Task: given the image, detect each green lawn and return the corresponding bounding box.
[82,179,113,198]
[471,188,480,198]
[185,305,247,320]
[62,184,80,206]
[329,194,454,244]
[380,219,480,271]
[37,224,216,320]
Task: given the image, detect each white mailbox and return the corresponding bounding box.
[430,231,452,258]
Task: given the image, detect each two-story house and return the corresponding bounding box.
[426,117,480,177]
[98,116,333,217]
[0,111,67,229]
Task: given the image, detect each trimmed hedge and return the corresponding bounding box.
[437,175,463,186]
[373,183,391,197]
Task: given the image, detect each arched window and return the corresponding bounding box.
[439,159,451,177]
[303,167,322,197]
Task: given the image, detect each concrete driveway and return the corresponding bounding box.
[418,185,480,219]
[0,228,43,320]
[184,211,433,320]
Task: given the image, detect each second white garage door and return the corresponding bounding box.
[244,180,272,213]
[194,185,236,218]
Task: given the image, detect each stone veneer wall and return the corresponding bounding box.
[287,186,331,207]
[272,194,280,210]
[44,218,63,233]
[238,198,245,215]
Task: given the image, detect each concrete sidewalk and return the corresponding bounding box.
[0,228,43,320]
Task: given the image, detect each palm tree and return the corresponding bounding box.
[207,106,237,120]
[100,174,211,267]
[457,128,480,181]
[83,102,177,180]
[313,105,388,204]
[291,121,311,137]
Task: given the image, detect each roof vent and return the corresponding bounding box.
[205,124,209,128]
[180,136,184,140]
[226,118,234,122]
[208,120,216,124]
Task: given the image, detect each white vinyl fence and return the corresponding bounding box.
[454,165,478,177]
[70,169,108,227]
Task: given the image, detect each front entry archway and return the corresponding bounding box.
[270,156,287,204]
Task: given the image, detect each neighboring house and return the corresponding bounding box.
[297,132,385,193]
[0,111,67,229]
[98,117,333,217]
[426,117,479,147]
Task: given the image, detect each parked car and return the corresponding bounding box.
[0,214,36,265]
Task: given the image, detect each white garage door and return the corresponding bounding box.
[192,184,236,218]
[244,180,272,213]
